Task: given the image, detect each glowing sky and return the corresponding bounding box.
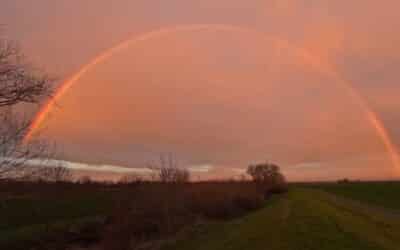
[1,0,400,181]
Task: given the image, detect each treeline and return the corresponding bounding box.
[1,162,287,250]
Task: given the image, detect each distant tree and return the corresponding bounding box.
[171,167,190,183]
[36,166,72,182]
[247,161,286,189]
[0,36,53,178]
[119,173,143,184]
[148,154,190,183]
[337,178,350,184]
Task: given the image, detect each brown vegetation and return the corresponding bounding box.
[100,182,265,250]
[101,162,286,250]
[1,161,287,250]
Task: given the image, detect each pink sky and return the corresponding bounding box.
[1,0,400,181]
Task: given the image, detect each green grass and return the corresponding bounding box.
[312,182,400,210]
[163,189,400,250]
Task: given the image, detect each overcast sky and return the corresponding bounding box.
[1,0,399,181]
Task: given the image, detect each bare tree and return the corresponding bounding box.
[35,166,72,182]
[0,110,51,178]
[0,37,53,178]
[148,154,190,183]
[0,39,51,106]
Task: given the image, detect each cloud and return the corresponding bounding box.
[187,164,214,173]
[14,158,214,174]
[288,162,323,169]
[231,168,247,175]
[283,152,400,181]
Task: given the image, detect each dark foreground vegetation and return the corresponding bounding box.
[0,174,287,250]
[3,178,400,250]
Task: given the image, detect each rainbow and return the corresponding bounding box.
[23,24,400,175]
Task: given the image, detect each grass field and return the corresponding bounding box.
[2,182,400,250]
[312,181,400,210]
[163,188,400,250]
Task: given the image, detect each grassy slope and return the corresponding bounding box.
[163,189,400,250]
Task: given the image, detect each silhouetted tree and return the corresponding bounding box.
[247,161,286,193]
[148,154,190,183]
[0,40,50,106]
[0,36,53,178]
[36,166,72,182]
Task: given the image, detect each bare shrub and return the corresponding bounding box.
[159,167,190,183]
[149,154,190,183]
[35,166,72,182]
